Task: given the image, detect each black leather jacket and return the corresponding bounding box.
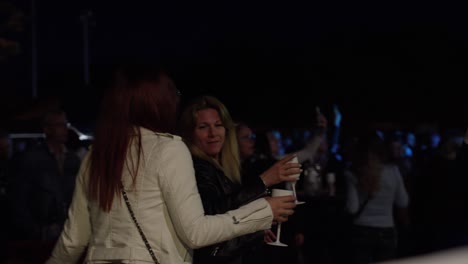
[192,157,267,264]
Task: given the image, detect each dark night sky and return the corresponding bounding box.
[2,0,468,131]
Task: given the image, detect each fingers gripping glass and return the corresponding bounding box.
[288,156,305,205]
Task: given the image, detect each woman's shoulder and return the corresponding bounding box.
[144,130,185,148]
[139,127,183,141]
[192,157,227,181]
[154,132,182,141]
[382,163,400,174]
[192,157,218,171]
[143,131,190,161]
[192,156,209,164]
[381,164,405,183]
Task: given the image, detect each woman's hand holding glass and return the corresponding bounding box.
[260,154,302,187]
[264,195,296,223]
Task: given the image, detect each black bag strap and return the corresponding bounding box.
[121,184,160,264]
[353,194,370,219]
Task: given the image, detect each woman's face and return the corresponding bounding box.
[193,108,226,160]
[237,125,255,160]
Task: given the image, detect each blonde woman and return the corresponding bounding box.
[178,96,300,264]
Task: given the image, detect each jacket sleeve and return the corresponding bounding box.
[193,159,267,215]
[158,140,273,249]
[46,154,91,264]
[238,173,269,205]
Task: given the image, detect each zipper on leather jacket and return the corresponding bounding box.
[211,246,220,256]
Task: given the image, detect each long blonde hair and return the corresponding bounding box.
[178,96,241,183]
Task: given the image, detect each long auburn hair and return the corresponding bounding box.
[350,131,388,197]
[89,64,179,211]
[178,96,241,183]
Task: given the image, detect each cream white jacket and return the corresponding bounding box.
[46,128,273,263]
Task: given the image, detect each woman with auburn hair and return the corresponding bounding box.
[46,65,296,264]
[178,96,301,264]
[345,131,409,264]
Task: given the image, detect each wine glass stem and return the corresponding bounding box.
[292,182,297,201]
[276,223,282,242]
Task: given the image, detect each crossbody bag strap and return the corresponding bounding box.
[353,194,370,219]
[121,185,160,264]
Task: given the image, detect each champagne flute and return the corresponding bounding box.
[288,156,305,205]
[267,189,294,247]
